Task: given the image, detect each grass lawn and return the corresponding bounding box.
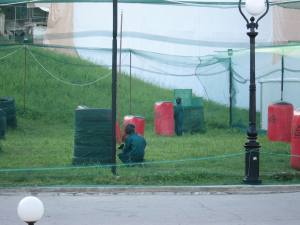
[0,44,299,187]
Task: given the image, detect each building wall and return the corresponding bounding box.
[44,3,77,56]
[273,5,300,44]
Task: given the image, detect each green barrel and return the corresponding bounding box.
[73,107,113,165]
[0,109,6,139]
[0,97,17,128]
[183,97,205,133]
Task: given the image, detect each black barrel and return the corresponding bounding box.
[0,97,17,128]
[0,109,6,139]
[73,107,113,165]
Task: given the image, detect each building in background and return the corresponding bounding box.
[0,3,48,43]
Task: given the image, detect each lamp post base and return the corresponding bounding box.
[27,222,35,225]
[243,178,262,185]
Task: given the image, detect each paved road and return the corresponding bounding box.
[1,191,300,225]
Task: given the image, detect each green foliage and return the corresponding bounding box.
[0,45,299,187]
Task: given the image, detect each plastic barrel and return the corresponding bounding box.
[154,101,174,136]
[291,110,300,170]
[0,97,17,128]
[268,102,293,142]
[0,109,6,139]
[123,115,145,136]
[73,107,112,165]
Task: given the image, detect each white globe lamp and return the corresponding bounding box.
[17,196,44,225]
[245,0,266,16]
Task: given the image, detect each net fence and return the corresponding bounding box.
[0,43,299,187]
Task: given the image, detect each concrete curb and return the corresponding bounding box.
[1,185,300,195]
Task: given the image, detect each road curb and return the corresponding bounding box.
[1,185,300,195]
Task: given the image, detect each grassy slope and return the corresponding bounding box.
[0,45,298,187]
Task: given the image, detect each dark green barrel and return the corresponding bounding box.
[183,97,205,133]
[73,107,113,165]
[0,97,17,128]
[0,109,6,139]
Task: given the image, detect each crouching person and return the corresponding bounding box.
[118,124,147,164]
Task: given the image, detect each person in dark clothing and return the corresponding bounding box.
[118,124,147,164]
[174,97,184,136]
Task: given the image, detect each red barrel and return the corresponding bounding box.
[268,102,293,142]
[116,121,122,144]
[123,115,145,136]
[291,110,300,170]
[154,101,174,136]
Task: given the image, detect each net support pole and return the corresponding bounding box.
[228,49,233,127]
[118,10,123,74]
[129,49,132,114]
[23,45,27,113]
[280,54,284,101]
[111,0,118,175]
[14,6,16,42]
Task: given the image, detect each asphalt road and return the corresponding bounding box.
[1,191,300,225]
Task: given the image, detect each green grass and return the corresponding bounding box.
[0,44,299,187]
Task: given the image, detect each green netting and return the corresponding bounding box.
[0,0,240,7]
[176,97,206,133]
[183,105,205,133]
[1,149,300,187]
[215,44,300,61]
[191,97,203,107]
[173,89,192,106]
[0,0,300,10]
[0,43,298,129]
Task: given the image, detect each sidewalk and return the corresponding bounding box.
[1,190,300,225]
[1,184,300,195]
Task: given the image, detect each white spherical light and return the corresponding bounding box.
[246,0,266,16]
[17,196,44,223]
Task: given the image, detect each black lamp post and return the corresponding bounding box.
[238,0,269,184]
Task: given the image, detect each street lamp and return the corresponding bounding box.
[17,196,44,225]
[238,0,269,184]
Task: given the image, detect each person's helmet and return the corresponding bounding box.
[176,97,182,104]
[125,123,135,135]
